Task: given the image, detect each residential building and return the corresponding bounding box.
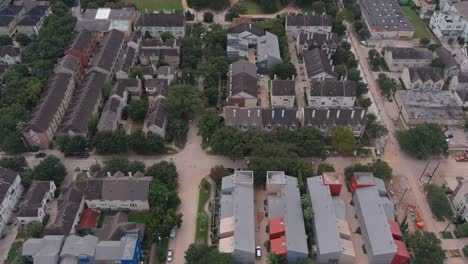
[146,98,167,138]
[145,78,169,98]
[0,168,22,235]
[74,7,136,38]
[44,184,86,235]
[461,44,468,73]
[65,31,97,67]
[401,67,444,90]
[116,45,138,80]
[155,65,176,84]
[17,181,56,225]
[139,48,180,68]
[16,4,50,35]
[0,45,21,65]
[57,72,107,136]
[88,29,125,79]
[227,23,282,71]
[394,90,466,126]
[78,208,100,231]
[434,47,460,79]
[301,107,368,137]
[303,48,337,81]
[353,186,397,263]
[23,72,76,148]
[60,234,99,263]
[360,0,414,39]
[219,171,255,264]
[449,74,468,90]
[307,80,356,107]
[452,178,468,222]
[262,108,300,131]
[307,175,355,264]
[94,233,143,264]
[453,89,468,107]
[141,65,155,80]
[430,1,468,42]
[97,79,129,131]
[22,235,65,264]
[271,79,296,107]
[0,0,12,10]
[227,59,258,107]
[135,12,185,38]
[223,106,300,131]
[384,47,433,72]
[117,78,142,98]
[81,173,151,211]
[0,5,25,36]
[94,212,145,241]
[413,0,437,18]
[296,32,338,55]
[285,13,333,36]
[54,54,83,83]
[266,171,308,262]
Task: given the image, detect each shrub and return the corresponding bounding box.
[426,184,453,221]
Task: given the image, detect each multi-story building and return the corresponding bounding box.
[116,44,139,80]
[88,29,125,79]
[413,0,437,19]
[307,174,355,264]
[146,98,167,138]
[74,7,136,38]
[0,5,25,36]
[296,32,338,55]
[434,47,460,80]
[453,89,468,107]
[219,171,255,264]
[23,72,76,148]
[449,73,468,90]
[22,235,65,264]
[360,0,414,39]
[54,55,83,84]
[155,66,175,84]
[266,171,308,262]
[17,181,56,225]
[65,31,97,68]
[16,5,50,35]
[285,13,333,36]
[0,168,22,235]
[256,31,283,71]
[135,12,185,38]
[460,44,468,73]
[452,178,468,223]
[307,80,356,107]
[0,45,21,65]
[139,37,180,68]
[430,11,465,42]
[227,59,258,107]
[401,67,445,90]
[384,47,433,72]
[97,79,129,132]
[223,107,300,131]
[301,107,368,137]
[271,79,296,107]
[303,48,337,81]
[60,235,98,263]
[0,0,12,10]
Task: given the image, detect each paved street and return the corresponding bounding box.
[288,37,307,108]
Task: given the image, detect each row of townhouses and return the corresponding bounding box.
[0,3,50,37]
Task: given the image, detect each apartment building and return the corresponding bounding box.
[384,47,433,72]
[452,178,468,222]
[74,7,136,38]
[16,4,50,35]
[434,47,460,80]
[0,168,22,235]
[65,31,98,67]
[285,13,333,36]
[135,12,185,38]
[296,32,338,55]
[301,107,368,137]
[303,48,337,81]
[17,181,56,224]
[401,67,444,90]
[0,5,25,36]
[0,45,21,65]
[88,29,125,79]
[430,1,468,42]
[307,80,356,107]
[227,59,258,107]
[271,79,296,107]
[97,78,129,131]
[223,107,300,131]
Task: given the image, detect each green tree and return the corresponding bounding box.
[127,99,148,121]
[129,67,143,78]
[185,243,234,264]
[102,81,112,99]
[146,132,165,154]
[335,64,346,78]
[267,253,286,264]
[20,221,43,238]
[88,115,98,138]
[420,37,430,45]
[377,73,395,95]
[146,161,178,189]
[148,178,180,209]
[187,0,229,11]
[165,85,203,121]
[407,231,446,264]
[128,130,148,154]
[269,63,297,80]
[55,135,87,154]
[370,159,392,181]
[347,68,361,82]
[225,4,247,21]
[366,113,388,139]
[457,223,468,237]
[431,58,445,69]
[331,127,357,155]
[301,194,311,208]
[356,82,368,96]
[0,156,27,172]
[317,163,335,175]
[197,212,208,231]
[33,156,67,186]
[426,184,453,221]
[198,108,223,145]
[103,157,130,174]
[147,206,183,241]
[20,169,34,190]
[359,97,372,109]
[396,123,448,159]
[0,35,13,46]
[203,12,214,23]
[15,33,32,46]
[94,129,128,154]
[344,163,371,184]
[127,160,145,174]
[160,31,174,42]
[303,207,314,221]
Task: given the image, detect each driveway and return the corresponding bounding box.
[288,36,306,108]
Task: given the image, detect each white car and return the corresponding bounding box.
[167,250,173,262]
[170,226,177,238]
[255,246,262,259]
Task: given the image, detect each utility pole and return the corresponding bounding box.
[427,160,440,184]
[418,159,431,182]
[397,187,408,207]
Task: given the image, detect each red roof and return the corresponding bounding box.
[78,208,100,230]
[269,218,286,235]
[388,219,403,240]
[271,236,287,257]
[394,239,410,260]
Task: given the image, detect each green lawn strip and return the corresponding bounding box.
[241,0,283,14]
[6,241,23,263]
[195,178,211,244]
[155,238,170,264]
[401,6,431,39]
[124,0,182,11]
[127,213,151,224]
[441,231,453,239]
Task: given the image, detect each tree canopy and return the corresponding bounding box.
[269,63,297,80]
[198,108,223,145]
[55,135,87,154]
[396,123,448,159]
[407,231,446,264]
[127,99,148,121]
[102,157,145,175]
[331,127,357,155]
[0,35,13,46]
[33,156,67,186]
[187,0,229,11]
[185,243,234,264]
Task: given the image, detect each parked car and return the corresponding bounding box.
[35,152,46,158]
[170,226,177,238]
[167,250,173,262]
[82,168,90,172]
[255,246,262,259]
[12,207,19,213]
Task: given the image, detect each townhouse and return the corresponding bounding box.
[145,98,167,138]
[155,65,176,84]
[384,47,433,72]
[451,178,468,223]
[16,4,50,35]
[0,5,25,36]
[116,43,139,80]
[88,29,125,79]
[434,47,460,80]
[0,168,22,235]
[54,55,83,84]
[219,171,255,264]
[0,45,21,65]
[400,67,444,90]
[271,79,296,107]
[296,32,338,55]
[65,31,98,68]
[74,7,136,38]
[23,72,76,148]
[307,80,356,107]
[135,12,185,38]
[413,0,437,19]
[139,37,180,68]
[301,107,368,137]
[223,106,300,131]
[227,59,259,107]
[266,171,308,262]
[17,181,56,224]
[303,48,338,81]
[97,78,129,131]
[285,13,333,36]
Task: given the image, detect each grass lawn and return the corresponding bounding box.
[155,238,169,264]
[131,120,144,133]
[76,172,88,182]
[128,213,150,223]
[442,231,454,239]
[401,6,431,39]
[6,241,23,263]
[124,0,182,11]
[195,178,211,244]
[241,0,283,14]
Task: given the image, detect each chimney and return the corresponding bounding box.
[233,109,236,117]
[258,109,261,117]
[272,109,275,118]
[107,172,111,177]
[336,109,340,118]
[326,109,330,119]
[282,109,285,118]
[332,66,335,72]
[361,110,365,119]
[249,23,252,29]
[129,172,133,177]
[274,74,277,80]
[312,109,316,118]
[292,75,295,80]
[248,110,251,117]
[351,110,355,119]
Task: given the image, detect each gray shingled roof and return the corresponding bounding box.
[22,235,65,264]
[89,30,124,72]
[18,181,52,217]
[230,73,258,98]
[262,108,299,127]
[456,89,468,102]
[101,176,151,201]
[0,168,18,202]
[257,31,282,62]
[272,79,295,96]
[228,22,265,36]
[136,13,185,27]
[387,47,432,60]
[0,45,20,57]
[60,235,99,259]
[303,48,337,79]
[302,107,367,127]
[435,47,458,69]
[360,0,413,31]
[286,14,333,27]
[298,32,338,49]
[146,98,166,128]
[230,59,257,78]
[310,80,356,97]
[407,67,443,83]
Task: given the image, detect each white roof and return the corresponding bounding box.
[96,8,111,19]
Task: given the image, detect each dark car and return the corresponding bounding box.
[34,152,46,158]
